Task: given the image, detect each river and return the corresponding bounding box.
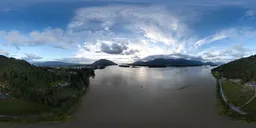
[1,66,256,128]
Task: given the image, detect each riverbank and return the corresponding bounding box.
[213,71,256,122]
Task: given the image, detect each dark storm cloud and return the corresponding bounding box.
[100,43,131,54]
[123,49,139,55]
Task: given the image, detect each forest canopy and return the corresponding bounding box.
[212,55,256,82]
[0,55,94,108]
[0,55,69,89]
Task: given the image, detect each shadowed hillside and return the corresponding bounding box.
[212,55,256,82]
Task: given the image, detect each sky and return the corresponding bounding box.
[1,0,256,64]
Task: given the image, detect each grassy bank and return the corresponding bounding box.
[215,78,256,122]
[241,98,256,114]
[0,99,50,116]
[0,87,88,123]
[222,80,254,106]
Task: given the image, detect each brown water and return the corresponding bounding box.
[1,66,256,128]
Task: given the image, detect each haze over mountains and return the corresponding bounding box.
[32,59,118,68]
[33,61,77,67]
[31,56,217,68]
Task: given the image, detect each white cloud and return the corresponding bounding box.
[68,5,198,62]
[55,57,94,64]
[245,10,255,16]
[21,53,43,61]
[198,44,255,63]
[240,9,256,20]
[138,24,178,45]
[0,28,75,50]
[195,33,227,47]
[0,49,9,56]
[195,27,256,47]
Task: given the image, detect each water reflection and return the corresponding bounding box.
[136,67,148,81]
[92,66,215,90]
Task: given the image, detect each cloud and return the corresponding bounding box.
[21,53,43,61]
[198,44,255,62]
[99,41,139,55]
[0,5,193,62]
[123,49,139,55]
[3,2,256,63]
[69,5,198,62]
[245,10,256,17]
[195,33,227,47]
[0,28,75,50]
[100,43,127,54]
[0,49,9,56]
[195,27,256,47]
[54,57,94,64]
[8,0,256,7]
[69,5,194,44]
[240,9,256,20]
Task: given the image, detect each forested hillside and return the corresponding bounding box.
[0,55,95,121]
[212,55,256,82]
[0,55,69,89]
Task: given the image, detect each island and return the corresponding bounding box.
[0,55,95,123]
[90,59,117,69]
[212,55,256,122]
[118,64,131,68]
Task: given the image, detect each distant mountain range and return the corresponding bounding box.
[31,57,217,68]
[33,61,78,67]
[33,59,117,69]
[131,58,217,67]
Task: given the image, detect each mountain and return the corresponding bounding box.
[132,60,147,66]
[33,61,76,67]
[146,58,171,67]
[0,55,70,89]
[132,58,217,67]
[0,55,8,60]
[212,55,256,83]
[91,59,117,68]
[0,55,95,119]
[33,59,117,68]
[0,55,31,70]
